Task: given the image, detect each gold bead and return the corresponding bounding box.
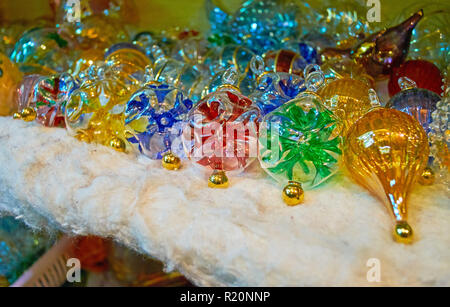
[393,221,413,244]
[108,136,126,153]
[20,107,37,122]
[13,112,22,119]
[162,152,181,170]
[418,167,435,186]
[282,181,304,206]
[208,170,229,188]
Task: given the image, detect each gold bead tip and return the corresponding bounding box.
[282,181,304,206]
[13,112,22,119]
[393,221,413,244]
[20,107,37,122]
[208,170,229,188]
[418,167,435,186]
[108,136,127,153]
[162,152,181,170]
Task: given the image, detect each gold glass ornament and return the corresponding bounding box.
[0,53,23,116]
[208,170,229,188]
[105,43,151,92]
[305,65,378,136]
[282,181,305,206]
[344,108,429,243]
[162,152,181,171]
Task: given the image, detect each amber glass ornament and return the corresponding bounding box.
[388,60,444,97]
[104,43,151,92]
[310,65,377,136]
[344,108,429,243]
[263,49,306,76]
[70,49,104,76]
[65,65,130,151]
[0,53,23,116]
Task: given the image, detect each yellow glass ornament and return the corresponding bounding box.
[318,77,374,136]
[105,43,151,92]
[65,67,130,152]
[0,53,23,116]
[344,108,429,243]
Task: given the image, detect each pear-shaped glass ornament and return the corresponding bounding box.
[125,68,193,170]
[182,68,261,188]
[344,108,430,243]
[259,72,342,206]
[65,64,130,152]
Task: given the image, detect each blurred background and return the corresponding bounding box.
[0,0,426,31]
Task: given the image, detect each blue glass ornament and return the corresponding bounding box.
[386,78,441,134]
[125,82,193,160]
[251,72,306,116]
[228,0,299,53]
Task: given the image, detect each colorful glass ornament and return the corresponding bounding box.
[10,27,74,74]
[306,65,378,136]
[263,49,309,76]
[70,48,105,76]
[0,53,23,116]
[388,60,444,97]
[344,108,430,243]
[221,0,299,52]
[182,68,261,187]
[125,79,193,167]
[65,65,130,152]
[259,84,341,205]
[250,71,305,116]
[386,77,441,134]
[104,43,151,92]
[16,73,77,127]
[322,10,423,80]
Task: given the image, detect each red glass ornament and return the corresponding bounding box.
[182,86,260,173]
[388,60,444,96]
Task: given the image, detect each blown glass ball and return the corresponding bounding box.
[125,83,193,160]
[388,60,444,97]
[182,85,260,174]
[259,92,341,189]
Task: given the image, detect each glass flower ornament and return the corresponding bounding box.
[0,53,23,116]
[386,77,441,134]
[322,10,423,80]
[259,69,342,206]
[250,56,306,116]
[307,65,379,137]
[344,108,430,243]
[14,73,77,127]
[10,27,74,75]
[104,43,151,93]
[388,60,444,97]
[65,65,130,152]
[182,68,261,188]
[125,71,193,170]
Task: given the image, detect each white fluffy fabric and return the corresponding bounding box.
[0,117,449,286]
